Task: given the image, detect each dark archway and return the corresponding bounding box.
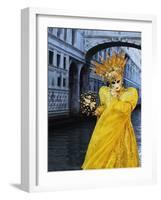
[69,62,79,115]
[80,65,89,94]
[85,41,141,61]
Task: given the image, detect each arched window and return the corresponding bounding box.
[63,78,66,87]
[63,57,66,69]
[57,54,61,67]
[48,50,53,65]
[57,76,61,87]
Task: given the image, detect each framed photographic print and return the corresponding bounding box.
[21,7,157,192]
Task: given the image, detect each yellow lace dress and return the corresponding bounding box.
[81,86,140,169]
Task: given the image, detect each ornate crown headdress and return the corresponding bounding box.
[91,51,127,82]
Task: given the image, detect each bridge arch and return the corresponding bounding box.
[85,41,141,61]
[85,41,141,105]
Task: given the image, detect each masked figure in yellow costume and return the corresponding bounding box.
[81,51,140,169]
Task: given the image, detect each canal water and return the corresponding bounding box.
[48,107,141,171]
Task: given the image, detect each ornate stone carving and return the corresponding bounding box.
[48,89,69,113]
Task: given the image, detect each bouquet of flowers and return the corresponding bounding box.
[80,92,97,116]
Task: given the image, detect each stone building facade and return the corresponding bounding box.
[48,28,141,118]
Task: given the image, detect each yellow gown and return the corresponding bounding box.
[81,86,140,169]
